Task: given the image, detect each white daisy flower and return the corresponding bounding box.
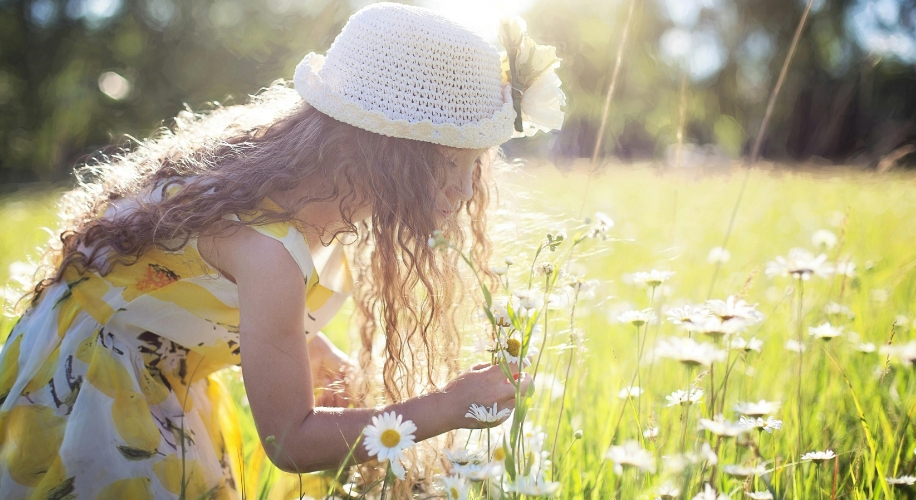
[811,229,838,249]
[835,260,857,278]
[699,415,751,437]
[443,448,484,467]
[692,483,731,500]
[632,270,676,288]
[495,337,537,367]
[452,461,503,481]
[466,403,512,423]
[746,491,775,499]
[707,246,731,264]
[655,337,727,367]
[617,385,643,399]
[588,212,615,239]
[513,289,544,316]
[722,464,766,478]
[617,308,657,327]
[801,449,836,463]
[643,426,659,440]
[489,299,512,328]
[666,305,712,326]
[438,475,469,500]
[765,248,834,280]
[691,316,750,338]
[880,341,916,365]
[855,342,876,353]
[739,416,783,433]
[785,339,806,353]
[490,265,509,276]
[605,440,656,474]
[705,296,764,324]
[809,322,844,340]
[733,400,781,417]
[656,482,681,499]
[506,473,561,496]
[730,336,763,353]
[887,475,916,486]
[666,388,704,406]
[363,411,417,462]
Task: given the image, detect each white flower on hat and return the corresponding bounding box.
[498,16,566,138]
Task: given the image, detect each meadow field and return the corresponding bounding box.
[2,163,915,499]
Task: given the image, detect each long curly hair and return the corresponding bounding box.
[33,82,496,405]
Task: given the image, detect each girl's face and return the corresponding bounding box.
[436,147,487,223]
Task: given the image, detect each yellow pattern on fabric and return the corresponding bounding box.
[0,199,353,499]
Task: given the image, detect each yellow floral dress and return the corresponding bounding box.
[0,197,352,499]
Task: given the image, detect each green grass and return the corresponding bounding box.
[2,164,915,498]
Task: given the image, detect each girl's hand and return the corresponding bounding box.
[308,332,357,408]
[441,361,533,430]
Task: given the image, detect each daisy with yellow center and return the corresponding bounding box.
[363,411,417,464]
[439,475,469,500]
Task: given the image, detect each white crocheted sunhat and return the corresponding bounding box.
[293,2,516,149]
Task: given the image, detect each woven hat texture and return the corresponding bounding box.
[294,2,515,149]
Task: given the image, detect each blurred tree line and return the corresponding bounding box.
[0,0,914,185]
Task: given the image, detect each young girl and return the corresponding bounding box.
[0,3,561,497]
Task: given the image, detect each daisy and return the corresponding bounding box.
[443,448,484,467]
[811,229,838,249]
[466,403,511,423]
[705,296,764,324]
[657,482,681,499]
[617,385,643,399]
[835,260,857,278]
[506,473,561,496]
[439,475,469,500]
[730,336,763,353]
[739,416,783,433]
[513,289,544,316]
[746,492,774,499]
[490,265,508,276]
[855,342,876,353]
[733,400,781,417]
[666,388,704,406]
[452,461,503,481]
[691,316,750,338]
[617,308,657,327]
[801,449,836,464]
[655,337,726,367]
[722,464,766,478]
[489,299,512,328]
[880,341,916,365]
[707,246,731,264]
[588,211,615,239]
[785,339,806,353]
[699,415,751,437]
[809,322,844,340]
[495,337,537,367]
[605,440,656,474]
[887,475,916,486]
[692,483,731,500]
[632,270,676,288]
[643,426,659,440]
[363,411,417,462]
[666,305,712,326]
[765,248,834,280]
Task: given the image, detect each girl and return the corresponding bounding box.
[0,3,560,497]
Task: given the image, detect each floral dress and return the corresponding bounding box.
[0,196,352,499]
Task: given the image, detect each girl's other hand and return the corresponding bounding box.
[441,361,533,430]
[308,332,357,408]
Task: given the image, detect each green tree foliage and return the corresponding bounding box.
[0,0,914,184]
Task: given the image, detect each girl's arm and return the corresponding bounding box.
[215,225,527,473]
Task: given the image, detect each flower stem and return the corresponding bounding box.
[796,278,805,458]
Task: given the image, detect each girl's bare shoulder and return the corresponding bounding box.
[197,220,298,286]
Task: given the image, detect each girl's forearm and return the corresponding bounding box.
[267,389,458,473]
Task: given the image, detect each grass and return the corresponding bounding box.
[2,163,915,498]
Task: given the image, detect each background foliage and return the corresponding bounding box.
[1,0,915,185]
